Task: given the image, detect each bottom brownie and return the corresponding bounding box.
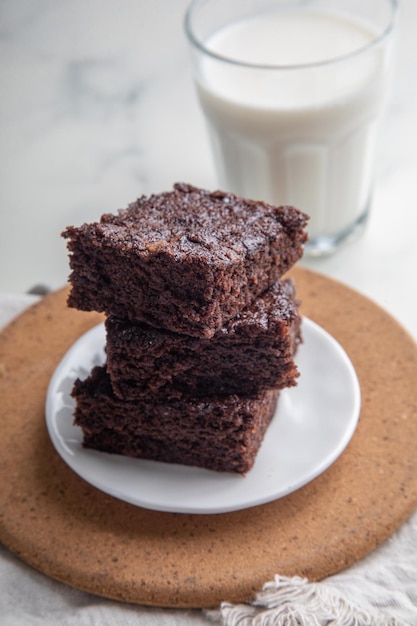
[72,366,279,474]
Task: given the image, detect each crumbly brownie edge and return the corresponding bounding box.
[62,184,308,337]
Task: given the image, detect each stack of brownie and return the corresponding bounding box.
[62,183,308,474]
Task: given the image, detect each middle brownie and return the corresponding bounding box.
[105,278,301,400]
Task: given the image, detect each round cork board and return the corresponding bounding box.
[0,266,417,609]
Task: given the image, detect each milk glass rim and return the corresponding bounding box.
[184,0,399,71]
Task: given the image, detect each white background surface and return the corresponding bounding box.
[0,0,417,344]
[1,1,417,624]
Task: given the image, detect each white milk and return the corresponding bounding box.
[196,10,390,244]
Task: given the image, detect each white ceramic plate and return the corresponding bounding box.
[45,318,361,514]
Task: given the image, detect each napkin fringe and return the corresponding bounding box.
[217,575,407,626]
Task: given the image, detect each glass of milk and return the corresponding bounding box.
[185,0,398,256]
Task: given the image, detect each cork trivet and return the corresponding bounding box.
[0,267,417,608]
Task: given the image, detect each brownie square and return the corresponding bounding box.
[72,366,279,474]
[105,278,301,400]
[62,183,308,338]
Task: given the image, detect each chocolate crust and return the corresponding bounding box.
[62,183,308,337]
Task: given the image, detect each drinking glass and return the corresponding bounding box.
[185,0,398,255]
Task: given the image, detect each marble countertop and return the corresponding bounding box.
[1,2,417,624]
[1,0,417,342]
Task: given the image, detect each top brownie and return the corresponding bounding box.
[62,183,308,337]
